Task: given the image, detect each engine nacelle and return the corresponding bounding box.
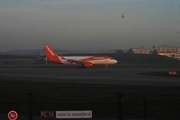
[84,62,93,68]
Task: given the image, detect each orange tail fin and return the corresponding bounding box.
[44,44,57,58]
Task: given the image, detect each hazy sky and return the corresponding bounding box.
[0,0,180,52]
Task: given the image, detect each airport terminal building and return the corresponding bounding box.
[132,47,153,54]
[132,45,180,60]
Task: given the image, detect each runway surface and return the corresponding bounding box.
[0,65,180,86]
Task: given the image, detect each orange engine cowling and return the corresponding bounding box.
[84,62,93,68]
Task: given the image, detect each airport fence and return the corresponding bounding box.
[0,93,125,120]
[2,92,179,120]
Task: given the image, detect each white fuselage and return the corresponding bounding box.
[57,56,117,65]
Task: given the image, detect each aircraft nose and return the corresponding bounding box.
[113,59,118,64]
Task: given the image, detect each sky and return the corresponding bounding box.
[0,0,180,52]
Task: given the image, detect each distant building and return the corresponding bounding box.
[132,45,180,60]
[132,47,153,54]
[153,45,177,57]
[175,48,180,60]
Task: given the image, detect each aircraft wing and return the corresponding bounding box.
[60,55,93,67]
[66,59,81,64]
[60,55,82,64]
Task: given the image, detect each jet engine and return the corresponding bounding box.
[83,62,96,68]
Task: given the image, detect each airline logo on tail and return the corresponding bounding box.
[44,44,62,63]
[45,44,56,57]
[45,44,55,56]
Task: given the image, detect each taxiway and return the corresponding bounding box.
[0,65,180,86]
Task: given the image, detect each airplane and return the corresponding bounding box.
[44,44,117,68]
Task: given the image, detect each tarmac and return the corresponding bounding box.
[0,65,180,120]
[0,65,180,86]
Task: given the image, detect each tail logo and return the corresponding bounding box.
[45,45,55,56]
